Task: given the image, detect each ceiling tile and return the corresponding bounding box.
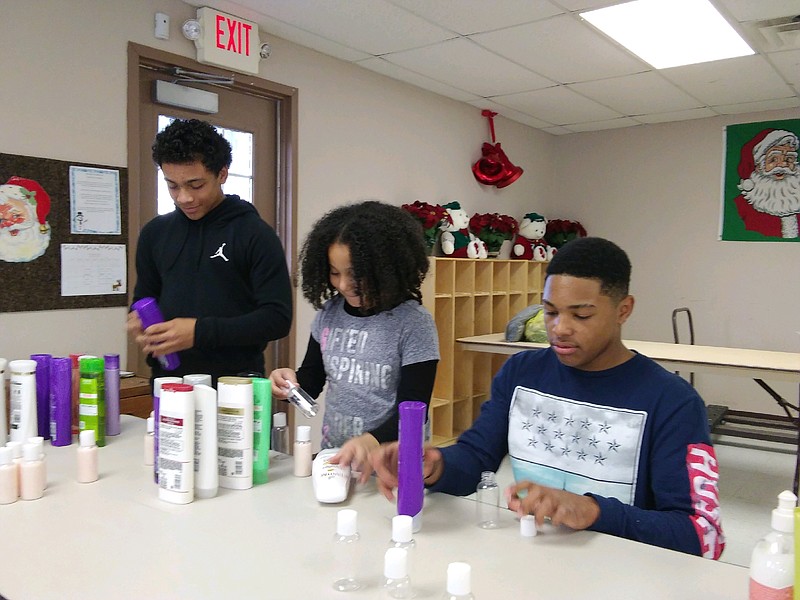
[566,117,642,132]
[236,0,457,55]
[715,0,800,22]
[471,14,648,83]
[634,107,719,124]
[541,125,577,135]
[551,0,622,10]
[383,38,555,97]
[659,55,795,105]
[713,96,800,114]
[769,48,800,87]
[493,86,623,125]
[258,17,372,62]
[357,57,481,102]
[388,0,564,35]
[569,72,704,115]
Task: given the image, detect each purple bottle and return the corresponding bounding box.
[397,401,426,533]
[131,297,180,371]
[104,354,121,436]
[30,354,52,439]
[49,357,72,446]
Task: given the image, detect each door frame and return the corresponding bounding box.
[126,42,298,377]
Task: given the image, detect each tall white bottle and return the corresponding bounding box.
[749,489,796,600]
[193,384,218,499]
[217,377,253,490]
[9,360,37,443]
[158,383,195,504]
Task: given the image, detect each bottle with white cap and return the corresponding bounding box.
[443,562,475,600]
[77,429,98,483]
[9,359,38,443]
[293,424,312,477]
[6,440,24,474]
[271,412,289,459]
[144,415,155,466]
[749,489,796,599]
[383,547,412,599]
[389,514,416,551]
[332,508,362,592]
[520,514,538,538]
[27,436,46,489]
[19,442,45,500]
[0,446,18,504]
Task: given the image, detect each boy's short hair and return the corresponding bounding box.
[546,237,631,301]
[152,118,232,175]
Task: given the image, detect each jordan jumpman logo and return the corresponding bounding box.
[210,243,229,262]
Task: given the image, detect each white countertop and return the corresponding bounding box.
[0,416,748,600]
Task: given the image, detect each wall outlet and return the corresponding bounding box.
[155,12,170,40]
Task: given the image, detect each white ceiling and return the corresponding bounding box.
[185,0,800,135]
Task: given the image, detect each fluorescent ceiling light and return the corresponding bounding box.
[581,0,754,69]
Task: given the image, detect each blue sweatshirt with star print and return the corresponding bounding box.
[429,347,725,559]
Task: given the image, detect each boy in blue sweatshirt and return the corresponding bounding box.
[372,237,724,559]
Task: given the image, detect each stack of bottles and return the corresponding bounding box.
[0,352,122,451]
[330,509,476,598]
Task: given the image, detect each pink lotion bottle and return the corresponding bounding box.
[0,446,18,504]
[19,442,45,500]
[77,429,98,483]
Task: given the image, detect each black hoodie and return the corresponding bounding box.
[133,195,292,383]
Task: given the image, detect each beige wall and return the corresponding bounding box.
[1,0,796,417]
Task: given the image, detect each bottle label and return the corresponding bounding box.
[79,376,105,446]
[749,578,792,600]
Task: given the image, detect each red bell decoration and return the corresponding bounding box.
[472,110,523,188]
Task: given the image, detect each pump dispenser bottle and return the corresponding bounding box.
[750,489,796,599]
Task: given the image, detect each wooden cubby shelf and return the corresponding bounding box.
[421,258,546,446]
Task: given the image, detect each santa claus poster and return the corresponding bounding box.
[720,119,800,242]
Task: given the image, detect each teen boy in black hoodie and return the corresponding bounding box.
[128,119,292,385]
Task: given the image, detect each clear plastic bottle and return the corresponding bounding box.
[749,489,795,599]
[271,412,290,460]
[443,562,474,600]
[332,508,362,592]
[389,514,416,551]
[383,547,412,599]
[476,471,499,529]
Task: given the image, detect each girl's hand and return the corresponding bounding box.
[268,368,297,400]
[329,434,380,484]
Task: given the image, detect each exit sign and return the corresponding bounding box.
[194,7,261,75]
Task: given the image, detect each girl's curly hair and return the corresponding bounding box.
[301,201,429,311]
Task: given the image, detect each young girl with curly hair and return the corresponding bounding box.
[269,200,439,481]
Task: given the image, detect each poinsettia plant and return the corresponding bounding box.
[545,219,587,249]
[469,212,519,253]
[401,200,448,251]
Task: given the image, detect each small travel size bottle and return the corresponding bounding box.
[332,508,362,592]
[271,412,289,459]
[476,471,499,529]
[0,446,18,504]
[144,416,155,466]
[293,425,312,477]
[19,442,45,500]
[6,441,23,485]
[77,429,99,483]
[389,514,416,551]
[27,436,46,490]
[443,562,475,600]
[383,547,412,599]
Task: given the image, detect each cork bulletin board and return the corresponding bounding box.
[0,153,129,312]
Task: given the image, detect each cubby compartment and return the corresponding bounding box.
[423,258,547,446]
